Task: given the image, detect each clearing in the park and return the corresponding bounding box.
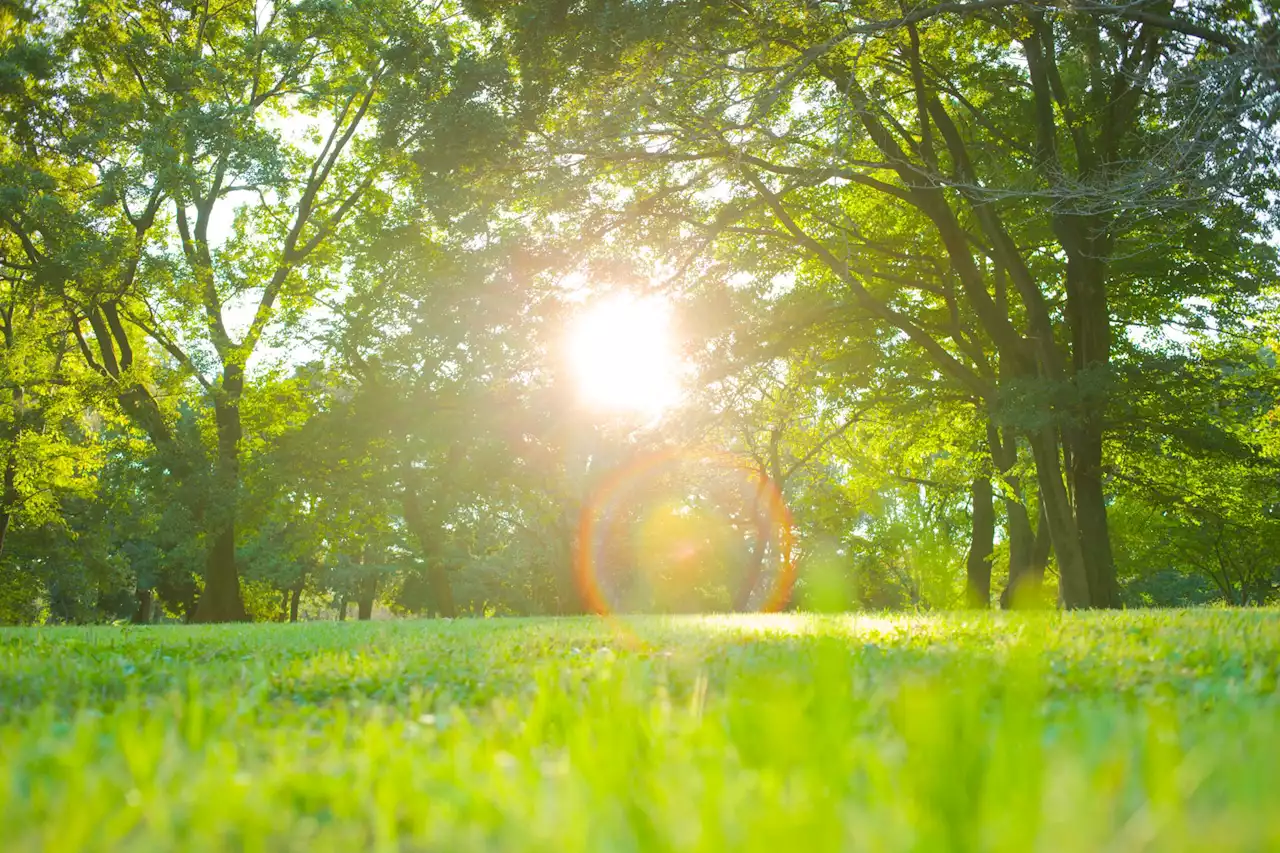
[1,609,1278,852]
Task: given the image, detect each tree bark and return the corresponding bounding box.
[131,587,154,624]
[966,476,994,608]
[0,453,15,562]
[1000,497,1035,608]
[988,424,1038,608]
[192,364,247,623]
[1070,425,1119,607]
[0,376,22,561]
[735,477,773,611]
[289,577,303,623]
[356,576,377,620]
[337,595,348,621]
[1003,500,1050,608]
[1031,501,1052,579]
[1062,223,1119,608]
[1027,426,1091,608]
[355,545,376,620]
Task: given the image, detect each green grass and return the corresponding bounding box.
[2,611,1278,852]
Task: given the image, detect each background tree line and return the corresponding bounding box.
[0,0,1277,624]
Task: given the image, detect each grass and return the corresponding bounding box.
[1,610,1278,852]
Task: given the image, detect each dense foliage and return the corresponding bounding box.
[1,0,1278,623]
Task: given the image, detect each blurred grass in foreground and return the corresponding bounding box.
[1,610,1278,852]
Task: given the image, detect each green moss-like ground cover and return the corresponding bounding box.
[1,610,1278,851]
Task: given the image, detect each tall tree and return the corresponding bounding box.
[497,0,1279,606]
[1,0,500,619]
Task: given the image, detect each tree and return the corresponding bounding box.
[0,0,510,620]
[494,0,1279,606]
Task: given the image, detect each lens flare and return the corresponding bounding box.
[574,449,796,620]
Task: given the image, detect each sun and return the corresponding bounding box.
[568,294,682,416]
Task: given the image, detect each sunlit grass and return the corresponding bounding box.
[2,611,1278,851]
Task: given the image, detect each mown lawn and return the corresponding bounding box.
[1,610,1278,852]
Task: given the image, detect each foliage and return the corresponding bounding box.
[0,0,1278,621]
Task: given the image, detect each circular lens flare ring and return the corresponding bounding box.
[574,449,796,618]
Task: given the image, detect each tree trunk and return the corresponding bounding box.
[735,478,773,611]
[289,577,303,623]
[192,365,247,623]
[337,595,348,621]
[0,454,14,562]
[1031,501,1052,578]
[556,507,584,614]
[1069,424,1119,607]
[1000,495,1035,608]
[966,477,994,608]
[988,424,1038,609]
[1004,501,1051,608]
[0,379,20,561]
[401,479,456,617]
[356,546,376,620]
[425,562,454,618]
[279,589,290,622]
[1027,426,1091,608]
[0,508,10,563]
[195,524,245,622]
[1063,228,1119,608]
[357,578,377,620]
[736,521,771,611]
[131,587,154,625]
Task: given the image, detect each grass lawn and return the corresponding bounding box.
[2,610,1278,852]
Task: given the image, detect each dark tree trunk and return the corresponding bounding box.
[195,524,245,622]
[1004,501,1051,608]
[337,595,348,621]
[0,508,9,563]
[0,499,11,563]
[193,365,248,623]
[401,480,456,618]
[356,548,376,620]
[184,585,199,623]
[1069,425,1119,607]
[424,563,454,618]
[289,578,303,623]
[988,424,1038,608]
[966,477,994,608]
[735,480,773,611]
[1031,501,1053,578]
[736,458,791,612]
[0,380,20,561]
[131,587,154,625]
[1000,496,1035,608]
[357,578,376,621]
[1062,224,1119,608]
[1027,426,1091,608]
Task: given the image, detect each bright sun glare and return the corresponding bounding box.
[568,294,682,416]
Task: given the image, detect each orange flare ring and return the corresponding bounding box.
[575,448,796,615]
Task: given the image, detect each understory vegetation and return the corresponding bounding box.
[2,611,1278,851]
